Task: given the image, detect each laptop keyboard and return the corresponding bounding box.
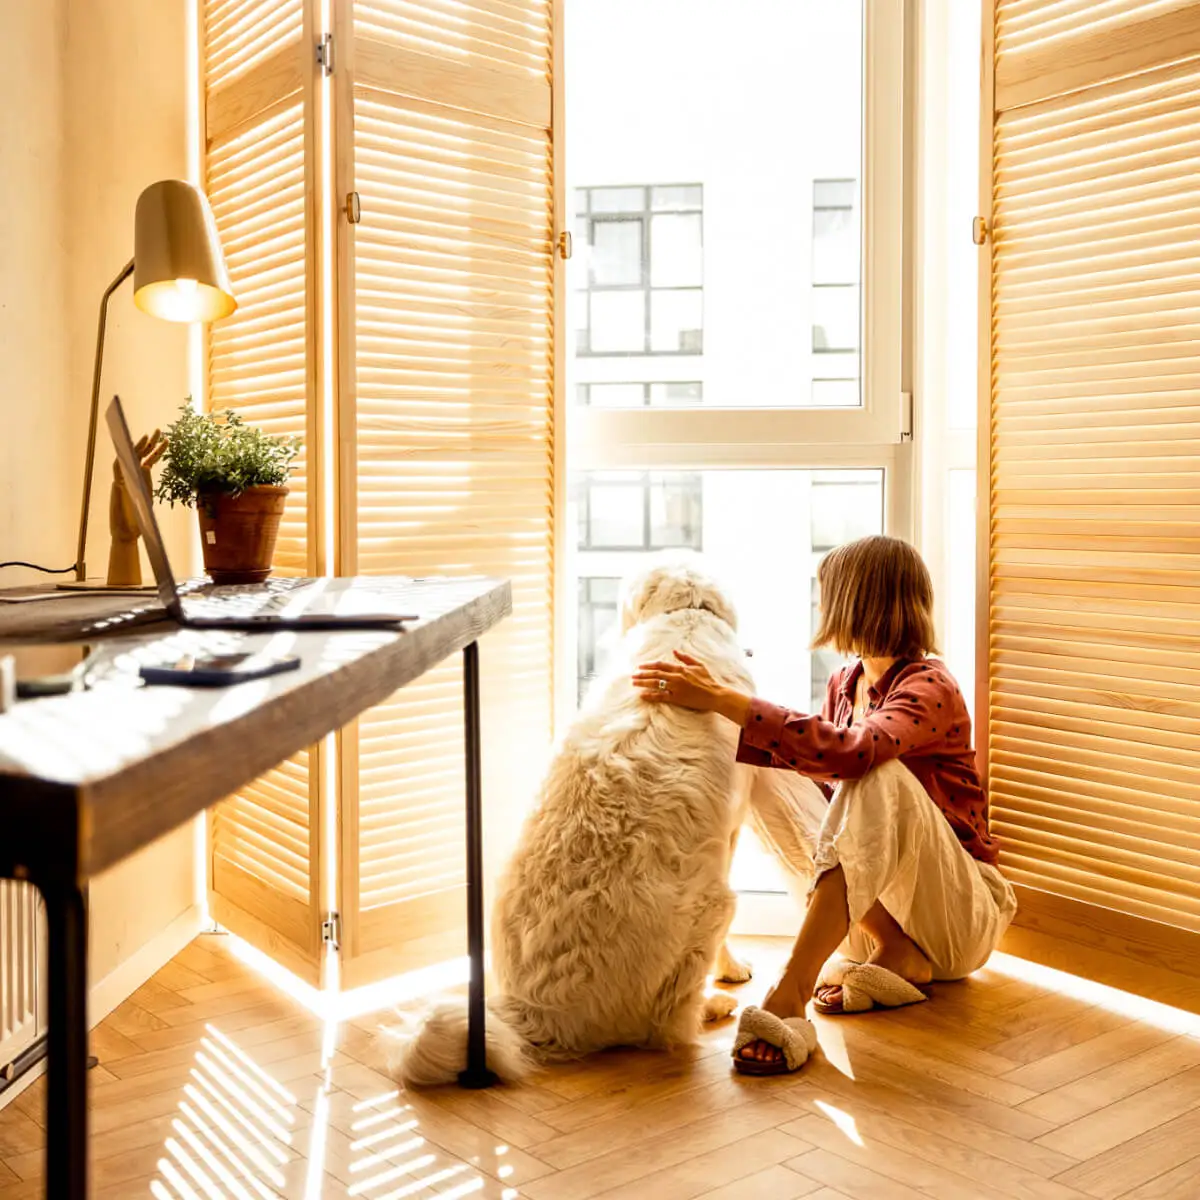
[178,576,418,619]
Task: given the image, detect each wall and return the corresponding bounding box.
[0,0,201,999]
[63,0,201,989]
[0,0,73,583]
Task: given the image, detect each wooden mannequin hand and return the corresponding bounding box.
[106,429,165,587]
[109,430,165,544]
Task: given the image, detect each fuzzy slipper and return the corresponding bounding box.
[813,960,930,1015]
[731,1005,818,1075]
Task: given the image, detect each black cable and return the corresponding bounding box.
[0,561,79,574]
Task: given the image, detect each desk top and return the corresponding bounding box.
[0,577,510,881]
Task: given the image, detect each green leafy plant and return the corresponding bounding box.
[154,402,301,509]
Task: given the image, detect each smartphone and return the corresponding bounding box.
[12,645,92,698]
[139,652,301,688]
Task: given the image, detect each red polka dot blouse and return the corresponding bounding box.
[736,657,999,864]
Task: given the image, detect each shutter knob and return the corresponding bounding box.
[972,216,988,245]
[346,192,361,224]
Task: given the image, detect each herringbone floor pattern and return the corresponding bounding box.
[2,934,1199,1198]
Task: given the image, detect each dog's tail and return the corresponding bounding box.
[382,995,533,1086]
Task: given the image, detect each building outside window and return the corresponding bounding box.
[811,178,861,407]
[578,382,703,406]
[575,185,703,356]
[577,577,622,700]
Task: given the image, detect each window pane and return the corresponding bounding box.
[648,381,702,406]
[566,2,864,410]
[813,205,858,284]
[810,379,859,407]
[589,186,645,213]
[581,382,647,407]
[814,179,856,208]
[651,214,702,287]
[589,291,646,352]
[651,289,703,352]
[578,576,622,700]
[812,285,859,352]
[651,184,702,210]
[648,473,703,548]
[572,469,884,707]
[582,476,645,547]
[591,219,643,286]
[810,473,884,552]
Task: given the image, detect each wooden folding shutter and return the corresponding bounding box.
[202,0,325,983]
[333,0,557,987]
[984,0,1200,957]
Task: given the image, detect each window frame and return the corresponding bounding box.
[556,0,913,740]
[570,0,906,468]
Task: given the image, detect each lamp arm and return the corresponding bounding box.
[75,258,135,582]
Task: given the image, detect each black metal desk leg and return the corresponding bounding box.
[43,879,89,1198]
[459,640,497,1089]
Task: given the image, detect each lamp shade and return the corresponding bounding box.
[133,179,237,323]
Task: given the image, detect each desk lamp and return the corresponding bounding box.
[66,179,236,588]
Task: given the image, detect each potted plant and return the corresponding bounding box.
[155,402,300,584]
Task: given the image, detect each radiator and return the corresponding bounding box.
[0,881,44,1075]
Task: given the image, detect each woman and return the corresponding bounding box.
[632,535,1016,1075]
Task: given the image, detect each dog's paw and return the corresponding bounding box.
[702,991,738,1022]
[715,943,753,985]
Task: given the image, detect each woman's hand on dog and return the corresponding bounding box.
[632,651,752,726]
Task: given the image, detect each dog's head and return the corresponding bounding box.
[619,555,738,634]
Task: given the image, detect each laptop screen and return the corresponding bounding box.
[106,397,182,615]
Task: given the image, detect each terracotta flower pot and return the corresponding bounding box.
[197,485,288,584]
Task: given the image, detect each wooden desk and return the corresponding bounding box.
[0,577,510,1198]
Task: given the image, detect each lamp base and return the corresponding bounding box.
[55,580,157,594]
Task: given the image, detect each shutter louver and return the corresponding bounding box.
[336,0,555,987]
[203,0,324,983]
[987,0,1200,942]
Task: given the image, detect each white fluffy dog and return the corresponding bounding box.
[388,557,820,1085]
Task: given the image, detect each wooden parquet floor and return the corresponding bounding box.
[3,934,1200,1198]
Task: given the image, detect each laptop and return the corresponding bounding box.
[107,397,420,630]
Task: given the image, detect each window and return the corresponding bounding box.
[812,178,861,408]
[575,185,703,355]
[577,471,703,552]
[810,578,843,712]
[808,471,886,709]
[577,577,621,701]
[572,469,883,712]
[564,1,904,923]
[578,382,703,407]
[811,474,883,553]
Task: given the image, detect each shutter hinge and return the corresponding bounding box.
[900,391,914,442]
[317,33,334,76]
[972,215,988,246]
[322,912,341,950]
[557,230,573,260]
[346,191,361,224]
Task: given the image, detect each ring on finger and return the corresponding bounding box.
[657,679,667,691]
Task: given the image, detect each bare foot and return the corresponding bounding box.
[736,980,805,1067]
[816,939,933,1010]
